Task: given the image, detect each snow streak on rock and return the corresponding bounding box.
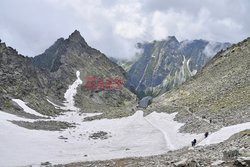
[48,70,83,111]
[12,99,44,117]
[136,63,149,91]
[62,71,83,111]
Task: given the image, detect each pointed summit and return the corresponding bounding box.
[167,36,178,43]
[68,30,87,45]
[69,30,81,38]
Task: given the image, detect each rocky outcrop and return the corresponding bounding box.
[0,41,58,117]
[126,37,230,98]
[151,37,250,133]
[32,30,137,117]
[0,30,137,118]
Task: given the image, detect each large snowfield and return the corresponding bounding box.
[0,71,249,167]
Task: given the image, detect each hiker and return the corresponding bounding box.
[205,132,209,138]
[209,119,212,123]
[191,139,197,146]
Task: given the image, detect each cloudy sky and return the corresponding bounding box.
[0,0,249,59]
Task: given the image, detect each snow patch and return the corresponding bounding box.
[0,110,165,166]
[47,71,83,111]
[61,71,82,111]
[47,99,62,110]
[145,112,204,150]
[187,58,197,76]
[198,122,250,146]
[12,99,44,117]
[211,160,225,166]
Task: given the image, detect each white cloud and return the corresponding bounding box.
[114,21,145,39]
[0,0,249,59]
[151,11,169,40]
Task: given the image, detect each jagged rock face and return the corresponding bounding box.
[0,41,57,116]
[32,30,137,115]
[0,42,38,97]
[127,36,230,98]
[152,37,250,133]
[0,31,136,117]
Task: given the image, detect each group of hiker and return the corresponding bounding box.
[191,132,209,146]
[191,116,212,146]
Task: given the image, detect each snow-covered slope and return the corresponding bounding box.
[198,122,250,146]
[1,70,249,167]
[145,112,203,150]
[0,108,249,166]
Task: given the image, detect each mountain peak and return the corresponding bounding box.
[167,36,179,43]
[68,30,87,45]
[70,30,81,37]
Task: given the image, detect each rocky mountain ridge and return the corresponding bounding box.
[32,30,137,117]
[125,37,230,98]
[150,37,250,134]
[0,40,57,117]
[0,31,137,118]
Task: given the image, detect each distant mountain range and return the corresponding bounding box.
[112,37,230,98]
